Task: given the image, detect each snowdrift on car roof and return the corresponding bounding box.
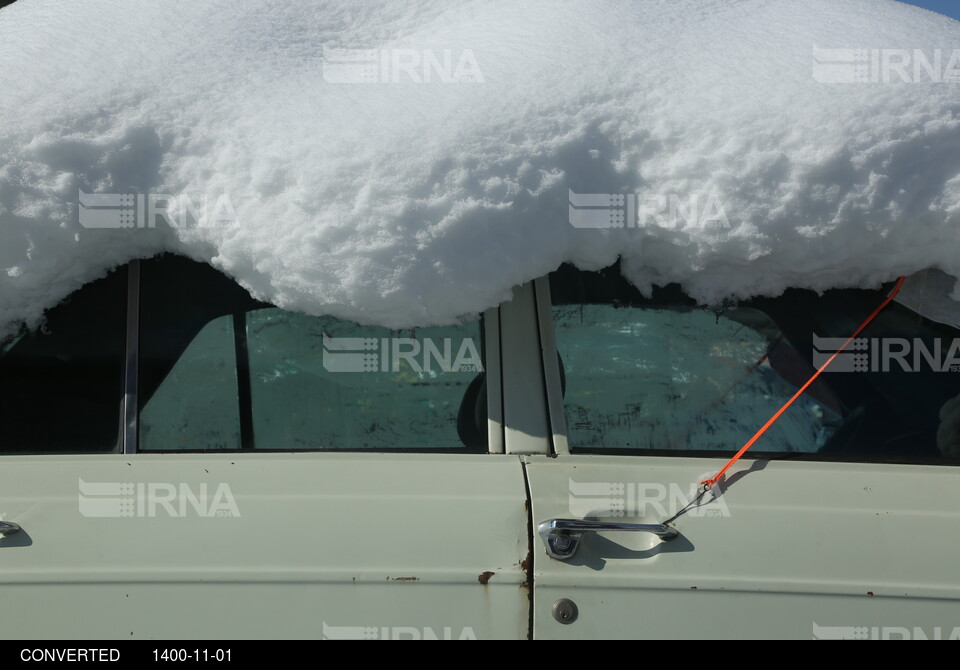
[1,0,959,332]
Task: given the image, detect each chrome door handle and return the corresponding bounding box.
[0,522,21,536]
[538,519,677,560]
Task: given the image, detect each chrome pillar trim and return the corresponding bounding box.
[484,307,505,454]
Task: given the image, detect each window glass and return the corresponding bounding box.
[0,266,127,453]
[551,263,960,462]
[138,256,258,451]
[246,308,484,450]
[140,314,241,451]
[137,255,487,452]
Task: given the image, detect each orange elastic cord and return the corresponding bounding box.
[700,276,906,488]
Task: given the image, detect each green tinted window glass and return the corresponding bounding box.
[140,314,241,451]
[246,308,485,450]
[137,256,258,452]
[548,263,960,462]
[135,255,487,452]
[554,301,839,453]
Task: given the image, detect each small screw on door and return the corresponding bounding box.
[552,598,579,625]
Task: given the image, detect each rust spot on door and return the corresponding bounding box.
[478,571,495,585]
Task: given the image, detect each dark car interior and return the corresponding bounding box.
[2,256,958,463]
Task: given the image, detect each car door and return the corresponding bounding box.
[0,256,530,640]
[525,264,960,640]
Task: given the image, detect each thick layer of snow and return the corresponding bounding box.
[1,0,959,333]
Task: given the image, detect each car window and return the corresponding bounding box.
[140,313,242,451]
[138,256,259,451]
[550,263,960,463]
[244,308,483,450]
[138,256,487,452]
[0,266,127,454]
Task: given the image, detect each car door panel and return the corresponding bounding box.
[526,265,960,640]
[526,455,960,639]
[0,453,530,639]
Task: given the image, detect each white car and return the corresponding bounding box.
[1,255,959,640]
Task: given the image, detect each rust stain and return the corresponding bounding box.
[520,555,530,572]
[690,586,699,591]
[478,571,495,585]
[387,576,419,582]
[867,591,874,597]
